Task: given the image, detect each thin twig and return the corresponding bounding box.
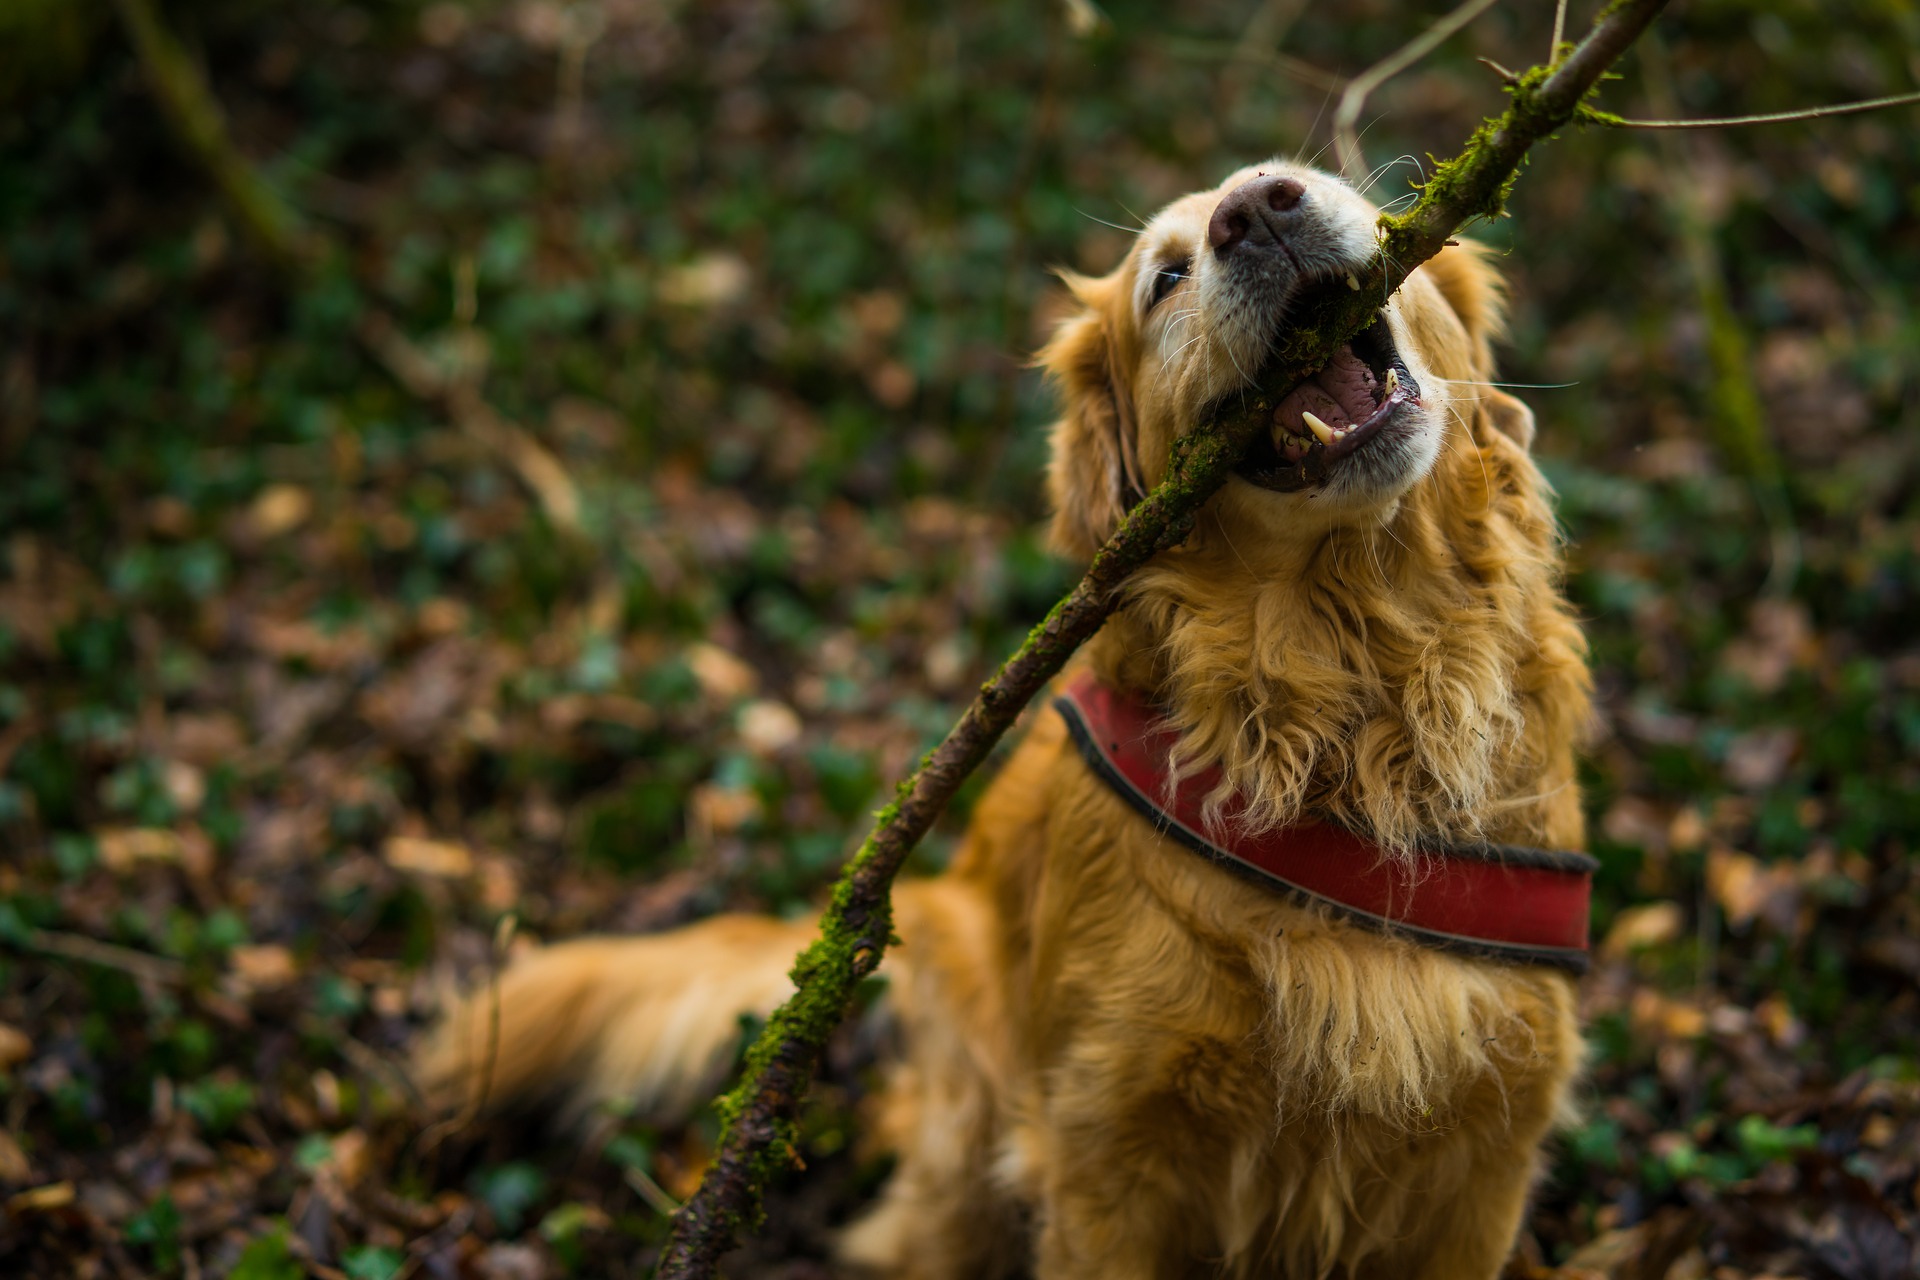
[1636,35,1801,598]
[1550,0,1568,61]
[1163,36,1347,94]
[625,1165,684,1217]
[1218,0,1315,119]
[549,4,605,169]
[355,312,585,538]
[112,0,585,543]
[656,2,1673,1275]
[21,930,187,987]
[1596,88,1920,129]
[1333,0,1503,180]
[336,1035,422,1109]
[417,914,516,1154]
[110,0,311,271]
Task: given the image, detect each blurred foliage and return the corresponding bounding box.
[1,0,1918,1276]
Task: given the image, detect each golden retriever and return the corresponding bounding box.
[418,160,1594,1279]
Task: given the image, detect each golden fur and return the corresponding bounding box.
[417,162,1593,1278]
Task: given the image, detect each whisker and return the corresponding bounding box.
[1357,157,1398,195]
[1158,309,1203,338]
[1375,513,1410,557]
[1442,379,1579,390]
[1157,331,1212,385]
[1472,418,1496,512]
[1159,327,1205,363]
[1210,508,1257,577]
[1297,129,1340,170]
[1225,343,1255,388]
[1368,533,1390,589]
[1074,207,1148,234]
[1358,154,1424,198]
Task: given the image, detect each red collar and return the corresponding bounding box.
[1053,672,1595,972]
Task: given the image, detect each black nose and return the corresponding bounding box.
[1207,173,1308,255]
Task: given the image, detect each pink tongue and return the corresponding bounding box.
[1274,346,1379,431]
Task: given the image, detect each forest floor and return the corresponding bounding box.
[2,1,1917,1277]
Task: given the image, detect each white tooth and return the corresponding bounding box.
[1345,273,1360,291]
[1302,411,1336,445]
[1385,368,1400,395]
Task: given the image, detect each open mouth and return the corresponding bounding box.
[1235,316,1421,492]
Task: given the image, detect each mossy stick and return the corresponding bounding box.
[110,0,312,275]
[656,2,1672,1275]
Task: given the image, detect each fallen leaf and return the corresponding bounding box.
[96,827,185,872]
[163,759,206,813]
[1602,901,1685,958]
[6,1181,74,1212]
[0,1131,31,1183]
[383,835,475,878]
[689,782,759,840]
[250,484,313,537]
[738,699,802,755]
[658,253,751,308]
[321,1129,371,1189]
[227,944,300,994]
[1707,846,1802,933]
[1723,727,1799,791]
[685,643,758,701]
[0,1021,31,1069]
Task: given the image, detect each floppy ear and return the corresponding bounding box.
[1418,239,1509,375]
[1479,387,1536,450]
[1423,243,1535,450]
[1041,294,1142,560]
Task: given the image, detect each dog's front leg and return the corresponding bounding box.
[1016,1103,1213,1280]
[1032,1179,1188,1280]
[1404,1152,1543,1280]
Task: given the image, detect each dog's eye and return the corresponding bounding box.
[1148,258,1190,310]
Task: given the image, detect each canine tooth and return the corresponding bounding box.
[1302,411,1336,445]
[1385,368,1400,395]
[1345,273,1360,291]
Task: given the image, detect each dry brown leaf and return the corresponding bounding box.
[738,699,802,755]
[1722,727,1799,791]
[1631,989,1706,1041]
[324,1129,372,1189]
[1706,846,1801,933]
[383,835,475,878]
[250,483,313,537]
[227,944,300,995]
[1601,902,1685,958]
[0,1131,32,1184]
[96,826,186,872]
[689,782,759,840]
[685,642,758,701]
[658,254,751,308]
[0,1021,31,1070]
[6,1181,74,1212]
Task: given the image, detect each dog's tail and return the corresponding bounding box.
[413,913,815,1129]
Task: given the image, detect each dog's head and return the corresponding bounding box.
[1041,162,1589,852]
[1043,161,1536,558]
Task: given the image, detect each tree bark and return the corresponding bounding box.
[655,2,1673,1276]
